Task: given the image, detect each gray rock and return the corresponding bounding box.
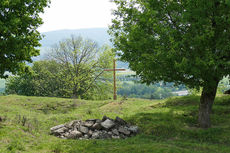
[54,127,67,134]
[75,130,83,138]
[79,126,89,134]
[99,131,111,139]
[64,132,70,137]
[67,130,83,139]
[84,134,90,139]
[51,127,67,136]
[66,120,80,128]
[50,117,138,140]
[118,127,130,135]
[88,130,93,136]
[115,116,127,125]
[108,131,112,136]
[91,132,100,139]
[101,119,115,129]
[83,121,95,127]
[112,129,119,135]
[50,124,65,132]
[73,123,80,130]
[128,126,139,133]
[92,123,102,130]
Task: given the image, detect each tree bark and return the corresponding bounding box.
[198,80,219,128]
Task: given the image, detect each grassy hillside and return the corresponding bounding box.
[0,95,230,152]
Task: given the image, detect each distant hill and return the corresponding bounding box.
[37,28,111,60]
[40,28,110,48]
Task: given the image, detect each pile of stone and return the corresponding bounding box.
[50,116,138,140]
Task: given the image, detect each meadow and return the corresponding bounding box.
[0,95,230,153]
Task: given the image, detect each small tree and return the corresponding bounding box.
[109,0,230,128]
[0,0,50,78]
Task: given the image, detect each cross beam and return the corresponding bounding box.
[104,59,125,100]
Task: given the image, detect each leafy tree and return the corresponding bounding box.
[0,0,50,78]
[110,0,230,128]
[49,36,114,98]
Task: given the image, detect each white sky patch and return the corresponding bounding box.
[38,0,116,32]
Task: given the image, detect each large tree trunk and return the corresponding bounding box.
[198,80,219,128]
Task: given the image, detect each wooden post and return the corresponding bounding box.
[104,59,125,100]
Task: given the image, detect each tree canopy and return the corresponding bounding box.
[0,0,50,78]
[48,36,114,98]
[109,0,230,128]
[6,36,115,100]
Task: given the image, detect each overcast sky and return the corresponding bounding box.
[38,0,116,32]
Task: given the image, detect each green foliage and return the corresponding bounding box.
[110,0,230,88]
[110,0,230,128]
[0,0,50,78]
[6,60,69,97]
[7,140,25,152]
[6,60,113,100]
[48,36,114,99]
[6,37,115,100]
[0,95,230,152]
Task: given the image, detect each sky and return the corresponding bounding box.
[38,0,116,32]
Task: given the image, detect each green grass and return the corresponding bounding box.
[0,95,230,152]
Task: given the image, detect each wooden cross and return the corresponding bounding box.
[104,59,126,100]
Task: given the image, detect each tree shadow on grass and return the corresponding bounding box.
[126,110,183,138]
[126,109,227,144]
